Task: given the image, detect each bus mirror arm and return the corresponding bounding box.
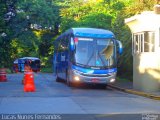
[70,37,75,51]
[70,44,75,51]
[116,40,123,55]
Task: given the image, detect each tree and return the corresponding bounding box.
[0,0,12,67]
[59,0,115,32]
[0,0,157,74]
[125,0,155,15]
[7,0,60,67]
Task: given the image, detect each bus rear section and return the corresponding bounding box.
[13,57,40,72]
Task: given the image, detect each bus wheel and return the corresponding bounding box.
[55,69,61,82]
[66,74,72,87]
[98,84,107,89]
[56,76,61,82]
[55,75,59,82]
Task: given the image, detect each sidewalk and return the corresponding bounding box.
[112,79,160,97]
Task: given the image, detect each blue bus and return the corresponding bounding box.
[13,57,40,72]
[53,28,122,87]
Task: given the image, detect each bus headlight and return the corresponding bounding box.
[110,78,115,83]
[74,76,80,81]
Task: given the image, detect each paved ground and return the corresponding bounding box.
[114,79,160,96]
[0,73,160,120]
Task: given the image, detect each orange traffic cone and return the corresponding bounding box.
[22,64,32,85]
[22,74,26,85]
[0,68,7,82]
[24,71,36,92]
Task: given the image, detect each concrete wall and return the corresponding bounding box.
[133,53,160,92]
[125,5,160,92]
[125,11,160,33]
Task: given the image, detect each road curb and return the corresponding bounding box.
[107,84,160,100]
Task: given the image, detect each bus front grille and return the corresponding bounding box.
[81,73,111,77]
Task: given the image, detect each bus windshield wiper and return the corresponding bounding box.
[98,50,107,68]
[86,51,94,66]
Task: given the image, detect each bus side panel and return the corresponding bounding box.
[56,52,61,77]
[59,51,68,80]
[53,53,57,74]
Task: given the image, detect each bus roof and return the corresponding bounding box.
[20,57,40,60]
[17,57,40,63]
[65,28,115,38]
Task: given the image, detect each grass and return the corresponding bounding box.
[0,68,13,74]
[1,67,53,73]
[117,76,133,82]
[40,67,53,73]
[6,68,12,74]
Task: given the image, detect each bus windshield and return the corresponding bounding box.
[75,37,116,68]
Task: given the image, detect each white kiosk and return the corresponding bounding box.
[125,5,160,92]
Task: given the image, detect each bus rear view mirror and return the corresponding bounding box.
[101,45,114,59]
[116,40,123,55]
[70,37,75,51]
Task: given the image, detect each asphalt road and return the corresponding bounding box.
[0,73,160,120]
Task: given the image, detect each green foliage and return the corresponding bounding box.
[59,0,128,31]
[77,13,113,29]
[6,68,12,74]
[111,1,125,11]
[0,1,6,33]
[19,0,57,28]
[9,30,39,59]
[0,0,60,68]
[111,11,133,79]
[0,0,9,67]
[60,0,113,32]
[124,0,155,15]
[60,17,76,32]
[41,66,53,73]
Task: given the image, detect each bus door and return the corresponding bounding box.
[30,60,40,72]
[18,59,25,72]
[56,52,61,73]
[53,53,57,73]
[55,52,63,78]
[59,51,68,79]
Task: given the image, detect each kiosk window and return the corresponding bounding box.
[133,31,155,54]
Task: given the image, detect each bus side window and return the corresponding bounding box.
[56,39,61,63]
[61,53,65,62]
[53,40,58,62]
[68,36,75,63]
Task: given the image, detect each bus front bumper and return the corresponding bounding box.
[71,70,116,85]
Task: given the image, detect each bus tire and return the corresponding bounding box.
[67,81,72,87]
[56,77,61,82]
[55,69,61,82]
[98,84,107,89]
[66,72,73,87]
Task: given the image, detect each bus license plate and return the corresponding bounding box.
[91,78,99,83]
